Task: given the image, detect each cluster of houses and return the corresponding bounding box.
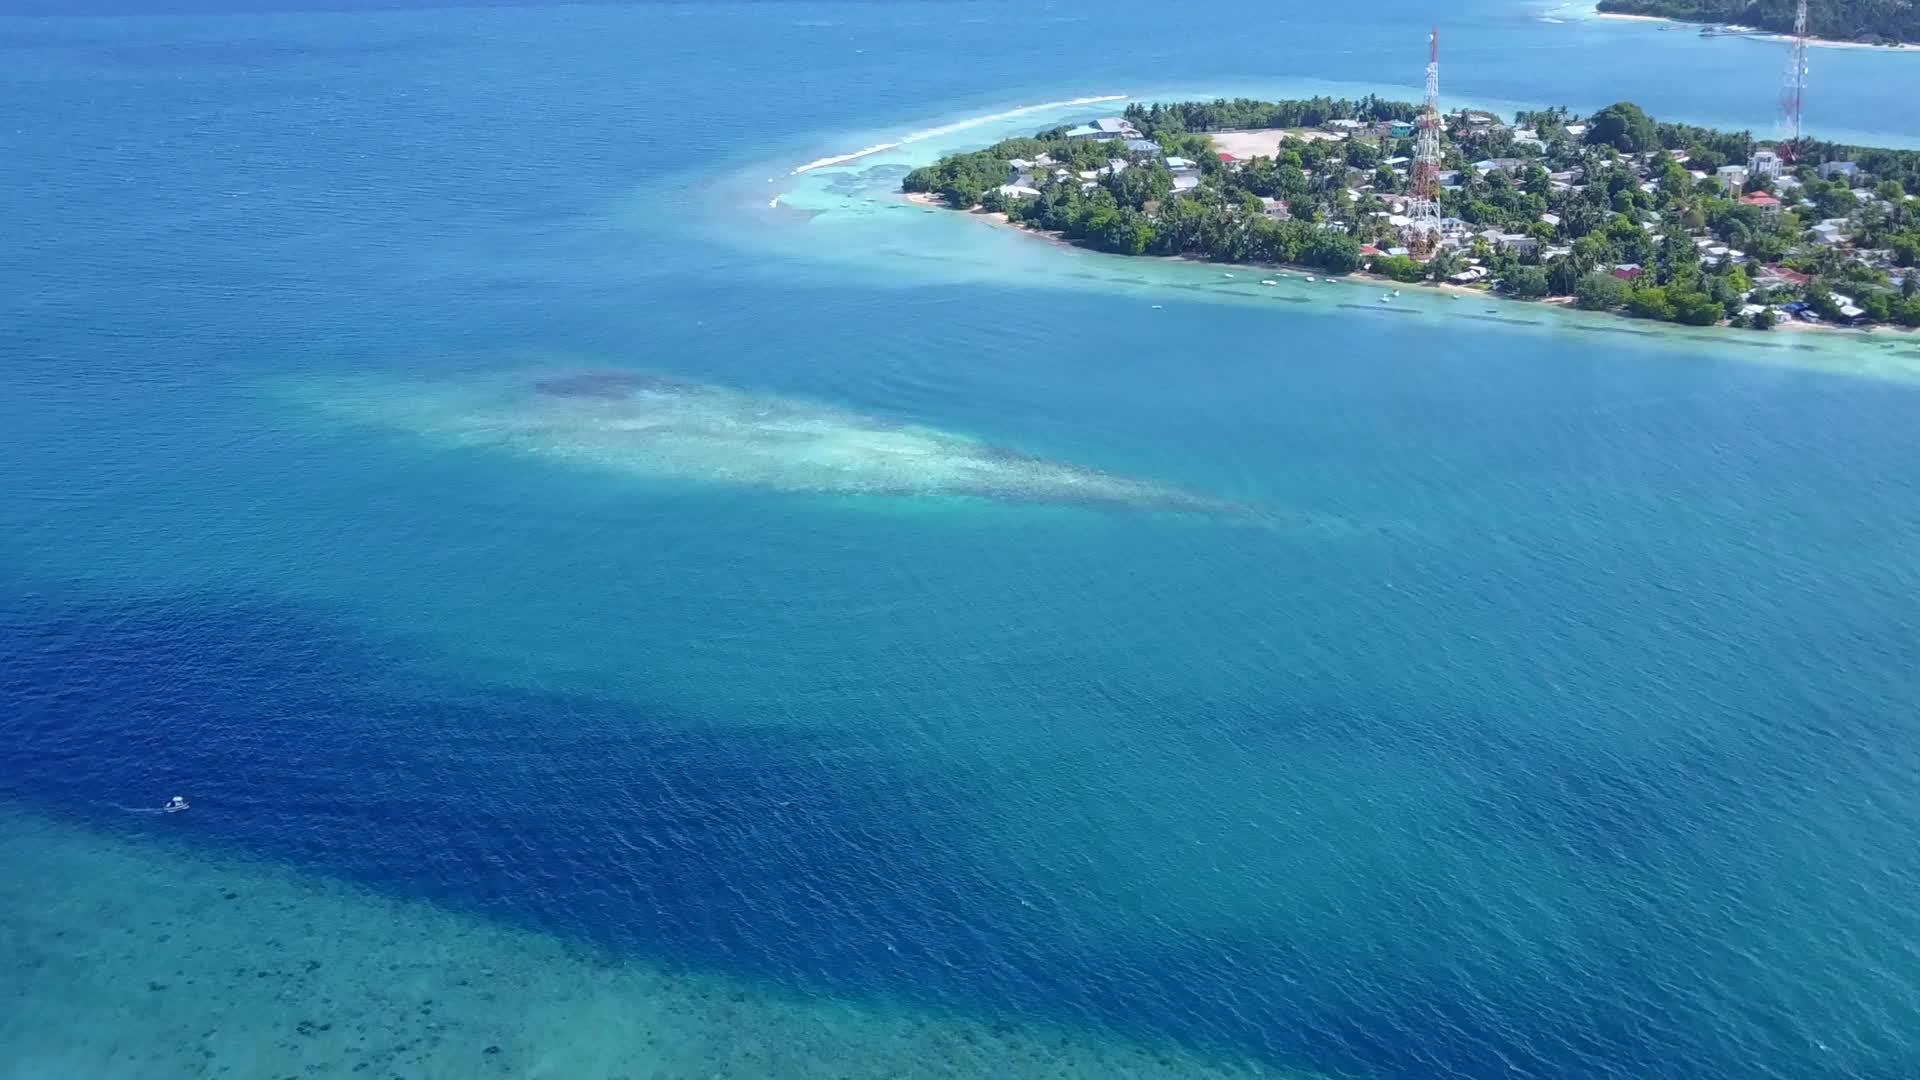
[987,111,1904,322]
[997,116,1199,199]
[1592,148,1892,322]
[1337,119,1897,320]
[1326,116,1418,139]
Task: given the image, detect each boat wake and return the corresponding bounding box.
[790,94,1127,173]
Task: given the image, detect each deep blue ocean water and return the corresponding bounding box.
[4,3,1920,1078]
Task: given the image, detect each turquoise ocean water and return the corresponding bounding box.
[3,2,1919,1078]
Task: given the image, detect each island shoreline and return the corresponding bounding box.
[1590,8,1915,51]
[896,91,1920,339]
[900,191,1898,340]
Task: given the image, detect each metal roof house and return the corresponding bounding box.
[1066,117,1141,141]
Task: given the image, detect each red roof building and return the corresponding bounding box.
[1740,191,1782,209]
[1766,265,1811,286]
[1216,152,1237,163]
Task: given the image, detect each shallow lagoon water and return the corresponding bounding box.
[291,366,1263,516]
[4,3,1920,1079]
[2,804,1308,1080]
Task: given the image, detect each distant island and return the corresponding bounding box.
[903,97,1920,331]
[1595,0,1918,46]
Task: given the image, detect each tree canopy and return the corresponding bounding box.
[1584,102,1659,154]
[1122,96,1417,134]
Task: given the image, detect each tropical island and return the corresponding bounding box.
[902,97,1920,330]
[1595,0,1919,46]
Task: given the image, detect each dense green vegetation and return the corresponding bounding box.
[901,109,1369,273]
[1596,0,1920,45]
[904,95,1920,329]
[1120,96,1419,133]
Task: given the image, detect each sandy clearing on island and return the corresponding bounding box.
[1209,128,1343,159]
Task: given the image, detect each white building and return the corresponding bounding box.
[1748,149,1781,179]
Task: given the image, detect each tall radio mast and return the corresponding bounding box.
[1781,0,1809,155]
[1408,28,1443,255]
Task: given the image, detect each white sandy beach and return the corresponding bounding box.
[1592,9,1912,50]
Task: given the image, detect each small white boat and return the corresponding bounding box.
[1305,276,1316,282]
[1151,304,1163,309]
[1393,290,1401,297]
[1261,279,1278,286]
[1380,294,1392,302]
[1223,273,1235,279]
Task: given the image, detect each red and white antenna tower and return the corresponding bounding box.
[1780,0,1808,155]
[1408,27,1443,254]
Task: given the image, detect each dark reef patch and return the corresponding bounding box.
[530,371,698,401]
[531,371,648,400]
